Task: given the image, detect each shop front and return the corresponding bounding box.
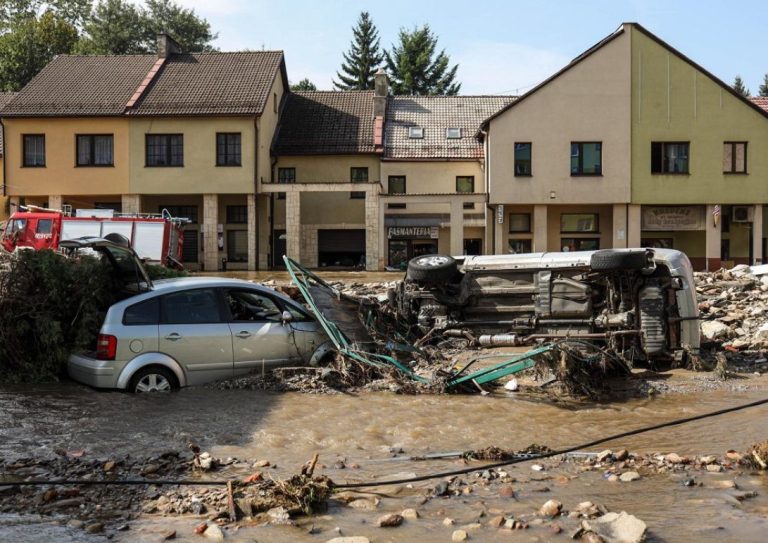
[387,225,439,269]
[640,205,707,269]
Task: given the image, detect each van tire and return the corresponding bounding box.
[128,366,178,393]
[590,249,648,272]
[406,254,458,284]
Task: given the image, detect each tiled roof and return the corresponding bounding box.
[0,55,158,116]
[1,51,285,117]
[273,91,376,155]
[128,52,285,116]
[0,92,18,155]
[385,96,515,159]
[752,97,768,112]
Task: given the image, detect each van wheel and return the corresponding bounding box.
[406,254,458,284]
[129,367,178,393]
[590,249,649,272]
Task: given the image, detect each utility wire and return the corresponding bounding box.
[5,396,768,490]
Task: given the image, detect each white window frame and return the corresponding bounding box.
[408,126,424,139]
[446,127,462,139]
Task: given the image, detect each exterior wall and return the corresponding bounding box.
[0,156,6,221]
[488,29,632,205]
[3,117,130,196]
[257,73,285,185]
[128,117,256,194]
[630,27,768,204]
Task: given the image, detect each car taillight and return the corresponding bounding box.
[96,334,117,361]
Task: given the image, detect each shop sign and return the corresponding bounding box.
[388,226,439,239]
[496,204,505,224]
[641,206,705,231]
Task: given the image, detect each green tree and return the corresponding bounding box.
[758,73,768,97]
[76,0,146,54]
[291,78,317,91]
[0,9,78,91]
[143,0,216,53]
[732,75,750,98]
[334,11,382,90]
[384,25,460,95]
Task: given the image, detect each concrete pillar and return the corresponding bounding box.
[48,195,62,211]
[247,193,257,271]
[484,205,494,255]
[612,204,628,249]
[285,191,301,262]
[365,187,380,270]
[378,197,388,268]
[257,195,270,269]
[705,204,722,271]
[627,204,642,248]
[202,193,219,271]
[450,199,464,256]
[753,204,763,264]
[533,205,548,252]
[122,194,140,215]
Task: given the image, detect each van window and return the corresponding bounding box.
[124,298,160,325]
[36,219,52,234]
[162,289,222,324]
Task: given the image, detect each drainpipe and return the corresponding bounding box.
[254,117,259,270]
[0,118,6,197]
[480,128,494,253]
[269,155,277,268]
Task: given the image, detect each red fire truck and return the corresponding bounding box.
[1,206,188,267]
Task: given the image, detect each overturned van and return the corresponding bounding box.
[393,249,700,363]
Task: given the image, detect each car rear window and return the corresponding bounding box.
[123,298,160,325]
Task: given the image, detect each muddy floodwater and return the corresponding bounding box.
[2,378,768,542]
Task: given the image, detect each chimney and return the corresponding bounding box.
[374,68,388,117]
[157,33,182,58]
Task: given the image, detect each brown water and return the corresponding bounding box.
[2,381,768,541]
[200,269,400,284]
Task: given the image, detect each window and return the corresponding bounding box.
[350,167,368,199]
[146,134,183,166]
[36,219,52,234]
[514,143,532,176]
[387,175,406,209]
[23,134,45,167]
[509,213,531,233]
[509,239,532,254]
[123,298,160,326]
[463,203,474,210]
[226,289,282,322]
[561,213,598,233]
[216,133,241,166]
[408,126,424,139]
[651,142,689,174]
[561,238,600,251]
[76,135,114,166]
[226,230,248,262]
[641,238,673,249]
[456,176,474,193]
[277,167,295,200]
[159,205,198,224]
[162,289,222,324]
[226,205,247,224]
[723,142,747,174]
[570,142,602,175]
[446,128,462,139]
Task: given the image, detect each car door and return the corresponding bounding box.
[158,288,234,385]
[223,288,297,375]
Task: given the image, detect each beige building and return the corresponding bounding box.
[0,35,287,271]
[0,92,18,222]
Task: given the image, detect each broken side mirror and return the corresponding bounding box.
[281,310,293,324]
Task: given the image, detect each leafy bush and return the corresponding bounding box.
[144,263,188,281]
[0,250,121,382]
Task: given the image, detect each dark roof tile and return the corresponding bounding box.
[0,92,18,155]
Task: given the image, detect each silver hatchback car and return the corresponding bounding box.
[65,240,331,392]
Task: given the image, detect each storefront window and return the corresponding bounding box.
[641,238,673,249]
[509,213,531,233]
[561,238,599,251]
[226,230,248,262]
[561,213,598,233]
[509,239,532,254]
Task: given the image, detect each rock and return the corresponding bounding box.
[401,508,419,520]
[203,523,225,541]
[433,481,450,496]
[442,517,455,526]
[66,519,84,529]
[597,450,613,462]
[504,378,519,391]
[253,459,271,468]
[700,455,718,465]
[376,513,403,528]
[141,463,160,475]
[348,498,379,510]
[103,461,116,472]
[84,523,104,534]
[326,538,370,543]
[161,530,176,540]
[488,515,505,528]
[197,453,214,471]
[531,464,544,471]
[268,506,291,523]
[539,499,562,517]
[452,529,468,541]
[583,512,647,543]
[499,485,515,498]
[665,453,682,463]
[701,320,729,340]
[582,533,606,543]
[619,471,641,482]
[614,449,629,461]
[706,464,723,473]
[607,474,619,482]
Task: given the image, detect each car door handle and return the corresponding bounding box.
[235,331,252,339]
[164,333,182,341]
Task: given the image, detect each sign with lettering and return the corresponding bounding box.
[496,204,505,224]
[388,226,439,239]
[641,206,705,231]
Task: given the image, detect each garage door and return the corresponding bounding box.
[318,229,365,252]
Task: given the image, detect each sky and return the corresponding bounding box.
[171,0,768,95]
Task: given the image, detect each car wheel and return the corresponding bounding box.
[406,254,458,284]
[590,249,649,272]
[128,366,178,393]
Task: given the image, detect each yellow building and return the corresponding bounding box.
[0,92,18,222]
[0,35,287,270]
[482,23,768,270]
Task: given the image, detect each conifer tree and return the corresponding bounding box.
[758,73,768,97]
[384,25,460,95]
[333,11,382,91]
[733,75,750,98]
